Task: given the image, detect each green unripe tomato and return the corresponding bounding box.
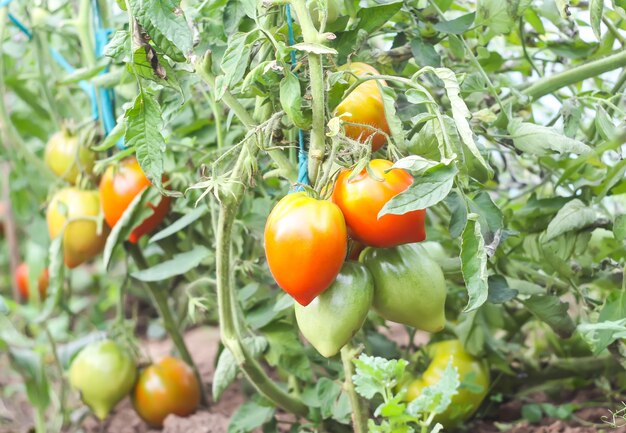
[294,0,342,28]
[404,340,490,428]
[295,262,374,357]
[69,339,137,420]
[361,243,447,332]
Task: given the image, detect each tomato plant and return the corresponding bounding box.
[2,0,626,432]
[133,357,201,427]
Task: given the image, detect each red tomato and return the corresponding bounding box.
[133,357,201,427]
[264,192,347,306]
[99,157,171,244]
[334,62,390,151]
[332,159,426,248]
[16,263,49,301]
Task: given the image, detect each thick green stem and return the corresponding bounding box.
[340,344,368,433]
[127,243,207,406]
[521,49,626,101]
[35,407,46,433]
[290,0,326,185]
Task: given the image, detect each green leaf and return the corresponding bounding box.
[426,68,491,175]
[262,322,312,380]
[228,400,275,433]
[149,206,208,243]
[595,106,616,141]
[545,199,596,241]
[104,30,130,60]
[102,187,153,270]
[223,0,256,34]
[476,0,514,34]
[391,155,445,175]
[381,85,405,148]
[614,215,626,241]
[406,361,460,415]
[461,215,489,312]
[523,295,576,338]
[469,191,503,238]
[508,120,592,156]
[594,290,626,353]
[9,348,50,410]
[125,92,167,193]
[434,12,475,34]
[220,32,252,93]
[379,164,457,217]
[129,46,182,92]
[410,37,441,67]
[37,234,65,322]
[131,246,212,282]
[352,354,407,400]
[280,71,310,129]
[292,42,338,55]
[446,191,468,238]
[589,0,604,40]
[129,0,192,62]
[522,403,544,424]
[487,275,518,303]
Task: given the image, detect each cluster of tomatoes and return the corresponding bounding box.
[68,339,200,426]
[14,128,171,303]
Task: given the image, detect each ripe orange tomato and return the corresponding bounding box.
[15,263,49,301]
[47,188,109,268]
[44,130,95,184]
[99,157,171,244]
[334,62,390,151]
[133,357,201,427]
[332,159,426,248]
[264,192,347,306]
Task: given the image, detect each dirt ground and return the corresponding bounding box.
[1,325,625,433]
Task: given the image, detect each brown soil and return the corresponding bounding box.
[1,324,624,433]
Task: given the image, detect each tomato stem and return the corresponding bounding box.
[126,242,208,406]
[289,0,327,185]
[212,116,308,415]
[340,344,368,433]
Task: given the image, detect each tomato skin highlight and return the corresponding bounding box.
[295,261,374,357]
[264,192,347,306]
[15,263,48,301]
[99,157,171,244]
[334,62,389,151]
[47,188,109,268]
[332,159,426,248]
[133,357,201,427]
[404,340,490,428]
[44,130,95,184]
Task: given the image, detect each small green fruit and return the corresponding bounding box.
[69,339,136,420]
[295,262,374,357]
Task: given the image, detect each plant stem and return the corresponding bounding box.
[126,243,207,406]
[44,325,68,426]
[521,49,626,101]
[208,90,224,149]
[35,407,46,433]
[195,53,297,182]
[340,344,368,433]
[211,123,307,416]
[290,0,326,185]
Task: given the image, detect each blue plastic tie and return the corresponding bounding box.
[285,4,308,190]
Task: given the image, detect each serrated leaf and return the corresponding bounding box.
[423,68,491,175]
[545,199,595,241]
[129,0,192,62]
[523,295,576,338]
[381,85,405,147]
[379,164,457,217]
[352,354,407,400]
[104,30,130,60]
[102,187,153,269]
[508,120,591,156]
[591,0,604,41]
[228,401,275,433]
[406,361,459,416]
[131,246,212,282]
[125,92,167,193]
[487,275,518,303]
[220,32,251,92]
[461,215,489,312]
